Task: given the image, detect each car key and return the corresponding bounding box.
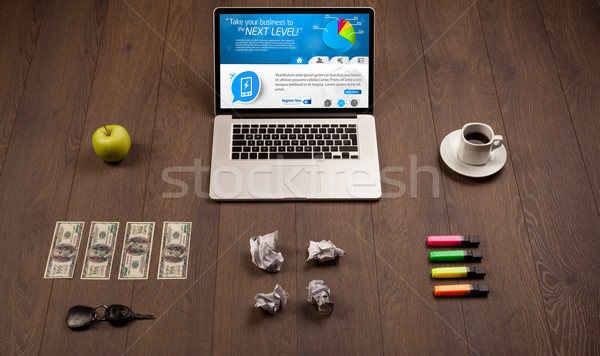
[66,304,154,330]
[105,304,154,326]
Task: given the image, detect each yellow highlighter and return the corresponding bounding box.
[431,266,486,279]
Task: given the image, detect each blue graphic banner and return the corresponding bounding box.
[219,13,370,64]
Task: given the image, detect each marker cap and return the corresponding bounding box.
[466,266,486,278]
[468,250,483,261]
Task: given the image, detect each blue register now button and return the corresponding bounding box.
[344,89,362,95]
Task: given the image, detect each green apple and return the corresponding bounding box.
[92,125,131,162]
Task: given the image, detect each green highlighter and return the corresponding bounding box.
[429,250,482,262]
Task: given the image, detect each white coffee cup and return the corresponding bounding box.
[457,123,503,165]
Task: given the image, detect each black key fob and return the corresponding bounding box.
[66,305,95,330]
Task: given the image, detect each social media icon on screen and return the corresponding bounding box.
[231,71,260,104]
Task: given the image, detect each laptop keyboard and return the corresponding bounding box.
[231,123,359,160]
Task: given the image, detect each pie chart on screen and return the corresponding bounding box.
[323,19,356,53]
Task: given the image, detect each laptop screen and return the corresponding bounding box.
[214,8,374,115]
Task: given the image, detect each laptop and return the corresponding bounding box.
[210,7,381,200]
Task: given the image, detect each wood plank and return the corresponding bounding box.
[353,0,468,354]
[124,54,220,354]
[126,0,170,38]
[0,0,107,354]
[478,0,600,354]
[0,0,46,174]
[160,0,224,78]
[417,0,554,354]
[213,204,297,354]
[538,0,600,212]
[286,0,382,354]
[38,0,169,354]
[124,0,221,354]
[296,203,382,355]
[211,1,298,354]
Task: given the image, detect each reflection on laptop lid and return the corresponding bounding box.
[214,8,374,117]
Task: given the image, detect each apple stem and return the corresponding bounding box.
[103,125,111,136]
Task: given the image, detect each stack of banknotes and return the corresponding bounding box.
[44,221,191,280]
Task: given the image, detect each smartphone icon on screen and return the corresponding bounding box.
[241,77,252,97]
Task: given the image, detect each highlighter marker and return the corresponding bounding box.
[431,266,486,279]
[427,235,480,247]
[429,250,483,262]
[434,284,489,297]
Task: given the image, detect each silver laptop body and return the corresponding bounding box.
[210,8,381,200]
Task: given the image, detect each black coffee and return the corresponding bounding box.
[464,132,490,144]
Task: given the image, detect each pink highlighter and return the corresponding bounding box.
[427,235,480,247]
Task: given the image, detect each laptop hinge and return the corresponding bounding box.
[231,112,358,119]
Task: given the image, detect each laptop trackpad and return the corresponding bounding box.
[278,165,321,198]
[245,164,321,198]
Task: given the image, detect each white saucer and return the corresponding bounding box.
[440,130,507,178]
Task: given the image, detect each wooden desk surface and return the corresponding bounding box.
[1,0,599,354]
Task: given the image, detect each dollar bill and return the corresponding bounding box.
[44,221,85,278]
[157,222,192,279]
[118,222,155,279]
[81,222,119,280]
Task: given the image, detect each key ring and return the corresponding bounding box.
[93,305,109,321]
